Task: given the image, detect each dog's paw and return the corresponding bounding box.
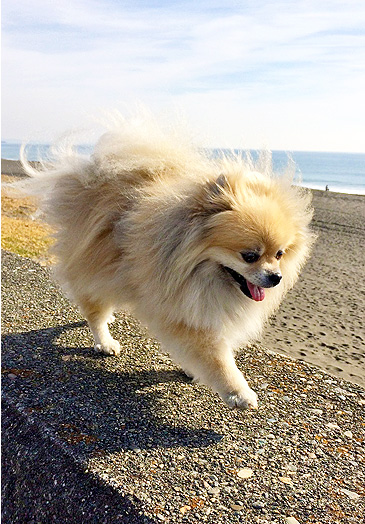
[222,387,258,410]
[95,339,121,356]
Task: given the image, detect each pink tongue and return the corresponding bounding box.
[247,281,265,301]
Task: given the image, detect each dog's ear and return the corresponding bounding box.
[200,174,232,214]
[210,174,229,196]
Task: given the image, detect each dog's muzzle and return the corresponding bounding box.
[223,267,282,301]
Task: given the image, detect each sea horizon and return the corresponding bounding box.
[2,141,365,195]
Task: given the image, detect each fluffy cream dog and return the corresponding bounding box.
[19,115,315,409]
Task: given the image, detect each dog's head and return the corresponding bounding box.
[195,171,314,301]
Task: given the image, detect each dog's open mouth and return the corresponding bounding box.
[223,266,265,302]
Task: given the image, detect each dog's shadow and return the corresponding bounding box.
[2,321,222,454]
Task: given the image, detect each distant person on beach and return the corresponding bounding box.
[325,185,329,191]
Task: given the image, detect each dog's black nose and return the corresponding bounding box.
[269,273,282,286]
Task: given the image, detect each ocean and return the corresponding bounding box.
[2,142,365,195]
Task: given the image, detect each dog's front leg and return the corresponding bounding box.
[164,329,258,409]
[193,344,258,410]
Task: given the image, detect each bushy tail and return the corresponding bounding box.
[14,141,93,198]
[8,111,210,198]
[92,110,210,182]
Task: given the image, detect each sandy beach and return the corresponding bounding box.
[2,158,365,387]
[261,189,365,387]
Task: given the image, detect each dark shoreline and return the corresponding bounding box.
[1,158,40,177]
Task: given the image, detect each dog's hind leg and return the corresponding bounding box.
[79,298,121,356]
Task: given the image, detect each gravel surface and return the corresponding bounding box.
[2,250,365,523]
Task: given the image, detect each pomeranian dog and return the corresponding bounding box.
[19,114,315,409]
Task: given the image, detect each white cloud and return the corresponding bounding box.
[2,0,365,151]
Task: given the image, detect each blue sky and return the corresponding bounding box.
[2,0,365,151]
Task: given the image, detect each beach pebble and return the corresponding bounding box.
[278,476,293,485]
[237,468,253,479]
[326,422,340,430]
[285,518,300,524]
[343,430,353,438]
[207,486,220,495]
[252,501,264,509]
[334,386,351,396]
[230,504,244,511]
[340,488,360,500]
[235,500,245,506]
[286,463,297,472]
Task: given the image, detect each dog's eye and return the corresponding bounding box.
[276,250,284,260]
[241,252,260,263]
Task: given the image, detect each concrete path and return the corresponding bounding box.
[2,251,364,523]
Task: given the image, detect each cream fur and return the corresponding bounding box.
[17,114,315,409]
